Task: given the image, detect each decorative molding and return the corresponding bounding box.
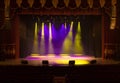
[112,0,117,6]
[5,0,10,18]
[75,0,81,8]
[88,0,93,8]
[28,0,34,8]
[64,0,69,7]
[16,0,22,7]
[41,0,46,7]
[53,0,58,8]
[100,0,105,7]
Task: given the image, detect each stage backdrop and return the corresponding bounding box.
[19,15,101,58]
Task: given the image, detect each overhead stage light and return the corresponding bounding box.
[49,22,52,39]
[41,22,45,38]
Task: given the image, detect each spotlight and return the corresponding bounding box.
[21,60,28,64]
[69,60,75,66]
[90,60,97,64]
[42,60,49,66]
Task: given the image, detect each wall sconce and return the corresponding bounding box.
[110,17,116,30]
[110,0,117,30]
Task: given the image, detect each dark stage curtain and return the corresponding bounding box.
[19,15,102,57]
[80,16,101,57]
[19,15,34,57]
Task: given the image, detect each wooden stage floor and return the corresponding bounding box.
[0,54,120,66]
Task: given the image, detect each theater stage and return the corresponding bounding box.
[24,54,95,66]
[0,54,120,66]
